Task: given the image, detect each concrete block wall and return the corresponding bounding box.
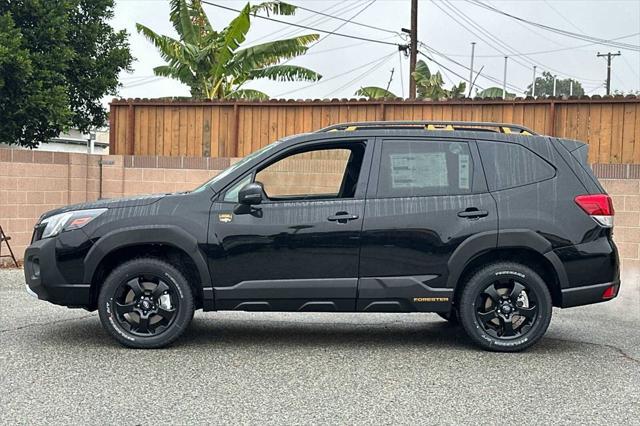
[601,179,640,271]
[2,147,640,268]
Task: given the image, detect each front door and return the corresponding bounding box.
[207,139,372,312]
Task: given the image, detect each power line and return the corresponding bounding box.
[417,50,487,91]
[438,1,602,83]
[304,0,378,52]
[542,0,586,35]
[286,1,401,36]
[272,50,398,98]
[121,77,164,88]
[432,33,640,58]
[245,2,352,45]
[466,0,640,52]
[420,42,522,92]
[325,53,395,97]
[277,0,378,67]
[260,2,366,45]
[302,36,399,57]
[201,1,400,47]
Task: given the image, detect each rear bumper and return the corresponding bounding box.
[24,237,91,308]
[553,236,620,308]
[560,280,620,308]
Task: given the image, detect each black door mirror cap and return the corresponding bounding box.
[237,182,264,206]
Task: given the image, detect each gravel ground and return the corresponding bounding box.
[1,267,639,425]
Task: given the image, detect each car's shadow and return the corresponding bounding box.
[34,313,587,354]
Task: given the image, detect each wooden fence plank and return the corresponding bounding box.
[109,99,640,163]
[148,107,157,156]
[609,104,624,163]
[598,103,613,163]
[634,103,640,164]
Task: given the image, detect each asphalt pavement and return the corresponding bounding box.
[1,267,639,425]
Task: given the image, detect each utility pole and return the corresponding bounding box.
[409,0,418,99]
[502,56,508,99]
[468,42,476,97]
[597,51,621,95]
[570,80,574,96]
[553,75,557,96]
[531,65,537,97]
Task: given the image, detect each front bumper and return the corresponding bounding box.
[24,237,92,308]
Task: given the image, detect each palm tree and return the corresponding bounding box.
[136,0,321,99]
[354,60,466,100]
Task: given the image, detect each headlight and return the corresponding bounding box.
[40,208,107,239]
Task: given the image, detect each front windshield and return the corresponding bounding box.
[192,140,283,193]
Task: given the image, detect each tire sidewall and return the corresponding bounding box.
[459,263,552,352]
[98,259,194,349]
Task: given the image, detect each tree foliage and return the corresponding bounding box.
[526,71,585,97]
[354,60,466,100]
[0,0,132,148]
[137,0,321,100]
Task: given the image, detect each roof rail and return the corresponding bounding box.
[317,121,537,135]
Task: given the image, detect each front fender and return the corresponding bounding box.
[83,225,214,309]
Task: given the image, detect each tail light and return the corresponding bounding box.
[574,194,614,228]
[602,284,619,300]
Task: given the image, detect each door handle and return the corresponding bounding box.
[457,208,489,219]
[328,212,359,223]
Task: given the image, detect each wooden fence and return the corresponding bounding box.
[109,96,640,164]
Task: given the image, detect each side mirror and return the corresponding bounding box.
[237,182,264,206]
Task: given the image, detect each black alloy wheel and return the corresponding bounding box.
[112,275,177,336]
[475,278,538,339]
[98,258,194,349]
[458,262,552,352]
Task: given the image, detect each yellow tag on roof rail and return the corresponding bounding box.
[426,124,454,131]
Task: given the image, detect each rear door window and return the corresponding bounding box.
[377,140,474,198]
[478,141,555,191]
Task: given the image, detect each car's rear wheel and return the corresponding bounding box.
[458,262,552,352]
[98,258,194,349]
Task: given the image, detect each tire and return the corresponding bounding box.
[437,309,459,325]
[98,257,194,349]
[458,262,552,352]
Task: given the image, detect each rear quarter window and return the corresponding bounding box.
[478,141,555,191]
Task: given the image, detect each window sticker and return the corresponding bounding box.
[458,154,470,189]
[390,152,448,188]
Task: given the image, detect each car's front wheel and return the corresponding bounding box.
[98,257,194,349]
[458,262,552,352]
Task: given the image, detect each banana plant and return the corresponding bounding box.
[354,86,398,99]
[354,60,467,100]
[136,0,321,99]
[476,87,516,99]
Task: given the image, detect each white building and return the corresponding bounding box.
[1,128,110,154]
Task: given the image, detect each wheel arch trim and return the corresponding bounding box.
[83,225,213,309]
[447,229,569,289]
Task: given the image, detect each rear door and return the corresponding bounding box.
[358,137,498,312]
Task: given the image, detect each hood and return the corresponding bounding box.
[39,193,167,221]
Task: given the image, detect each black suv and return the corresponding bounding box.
[24,121,620,351]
